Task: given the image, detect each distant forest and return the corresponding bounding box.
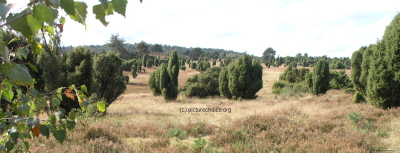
[62,42,245,59]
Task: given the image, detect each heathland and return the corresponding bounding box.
[26,63,400,152]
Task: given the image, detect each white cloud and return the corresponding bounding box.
[6,0,400,57]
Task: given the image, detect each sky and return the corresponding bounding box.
[7,0,400,57]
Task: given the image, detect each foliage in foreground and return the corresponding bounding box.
[0,0,131,152]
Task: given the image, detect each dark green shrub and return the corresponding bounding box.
[124,75,129,83]
[360,45,375,96]
[329,70,353,90]
[279,66,310,83]
[148,66,162,96]
[148,51,179,101]
[131,65,138,78]
[312,60,330,95]
[352,91,366,103]
[122,59,137,71]
[65,46,93,92]
[190,62,197,69]
[351,48,365,94]
[63,47,93,112]
[184,67,221,98]
[146,59,153,68]
[142,54,148,67]
[180,65,186,71]
[196,61,210,72]
[218,54,263,100]
[272,81,288,90]
[92,52,126,106]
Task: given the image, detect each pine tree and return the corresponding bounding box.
[312,60,330,95]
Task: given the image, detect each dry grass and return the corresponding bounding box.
[28,65,400,152]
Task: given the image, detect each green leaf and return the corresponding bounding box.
[7,38,19,45]
[18,104,30,116]
[99,0,109,8]
[55,109,65,119]
[60,16,66,24]
[1,63,33,86]
[10,131,18,142]
[112,0,127,17]
[7,10,33,38]
[3,88,13,102]
[106,3,114,15]
[0,41,10,62]
[49,0,60,8]
[60,0,75,15]
[51,98,61,107]
[45,25,55,36]
[81,85,88,93]
[69,110,76,120]
[51,8,59,24]
[23,141,30,151]
[5,141,14,152]
[57,88,63,100]
[30,41,43,55]
[93,4,109,26]
[53,130,66,144]
[39,125,50,139]
[69,2,87,25]
[0,3,10,20]
[21,95,30,103]
[27,62,39,73]
[97,101,106,112]
[49,115,56,125]
[17,48,28,59]
[65,120,75,131]
[27,14,44,35]
[33,3,54,25]
[26,118,40,128]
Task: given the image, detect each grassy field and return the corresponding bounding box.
[28,64,400,152]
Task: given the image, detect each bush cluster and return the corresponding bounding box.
[184,67,221,98]
[219,54,263,100]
